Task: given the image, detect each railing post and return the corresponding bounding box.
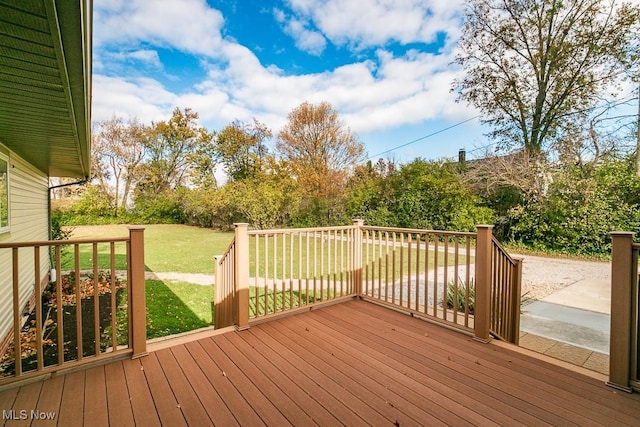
[511,257,524,345]
[128,226,147,358]
[235,223,250,330]
[608,231,635,392]
[213,255,223,328]
[352,219,364,296]
[474,225,493,343]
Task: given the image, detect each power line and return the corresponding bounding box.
[364,90,638,162]
[366,115,480,160]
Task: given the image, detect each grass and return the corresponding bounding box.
[145,280,213,339]
[249,286,340,317]
[61,224,234,273]
[56,225,227,339]
[248,233,473,281]
[56,224,473,339]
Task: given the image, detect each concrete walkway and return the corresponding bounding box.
[519,278,611,375]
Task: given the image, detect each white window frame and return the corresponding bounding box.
[0,152,9,233]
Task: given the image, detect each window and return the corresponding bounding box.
[0,154,8,231]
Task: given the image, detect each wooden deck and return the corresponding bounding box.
[1,299,639,426]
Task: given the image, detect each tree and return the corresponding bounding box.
[216,119,271,181]
[228,157,301,229]
[137,107,215,194]
[453,0,640,154]
[389,160,494,231]
[276,101,365,224]
[92,116,146,216]
[507,156,640,255]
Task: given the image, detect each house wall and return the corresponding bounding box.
[0,144,50,348]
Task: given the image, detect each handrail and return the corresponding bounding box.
[489,237,522,344]
[361,225,476,237]
[491,236,518,266]
[0,227,146,386]
[248,224,355,235]
[214,238,236,329]
[214,221,522,346]
[0,236,130,248]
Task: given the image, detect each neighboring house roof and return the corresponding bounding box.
[0,0,92,178]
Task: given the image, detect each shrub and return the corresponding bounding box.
[446,278,475,314]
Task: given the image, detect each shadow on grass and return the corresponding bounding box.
[145,279,214,339]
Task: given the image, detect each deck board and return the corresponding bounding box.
[194,339,266,426]
[226,329,340,426]
[121,358,161,427]
[0,299,639,426]
[343,301,640,424]
[136,352,187,427]
[270,316,458,426]
[33,375,63,427]
[329,302,599,425]
[284,311,517,426]
[83,366,108,427]
[155,347,214,426]
[56,371,85,427]
[5,381,41,427]
[215,334,315,426]
[104,361,135,426]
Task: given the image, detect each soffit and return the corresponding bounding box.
[0,0,91,178]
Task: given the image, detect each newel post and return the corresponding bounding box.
[129,226,147,358]
[213,255,223,328]
[234,223,250,330]
[608,232,635,392]
[474,225,493,343]
[352,219,364,296]
[511,257,524,345]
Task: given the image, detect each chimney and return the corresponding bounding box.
[458,148,466,165]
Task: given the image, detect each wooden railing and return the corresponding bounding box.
[215,222,359,329]
[609,232,639,392]
[0,227,146,387]
[215,221,522,345]
[490,236,523,344]
[360,226,476,333]
[214,238,236,329]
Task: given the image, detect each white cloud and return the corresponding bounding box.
[127,50,162,67]
[284,0,465,50]
[94,47,475,135]
[284,18,327,55]
[274,8,327,55]
[94,0,225,57]
[92,75,177,123]
[92,0,477,143]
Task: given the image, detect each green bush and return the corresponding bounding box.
[506,158,640,256]
[346,159,495,231]
[131,190,185,224]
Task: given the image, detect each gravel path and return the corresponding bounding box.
[517,254,610,301]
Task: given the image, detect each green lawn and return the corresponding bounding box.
[62,224,234,273]
[58,224,229,338]
[248,233,473,281]
[59,224,472,339]
[145,280,213,338]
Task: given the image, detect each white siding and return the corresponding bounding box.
[0,147,49,342]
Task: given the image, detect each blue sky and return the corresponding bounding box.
[92,0,491,164]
